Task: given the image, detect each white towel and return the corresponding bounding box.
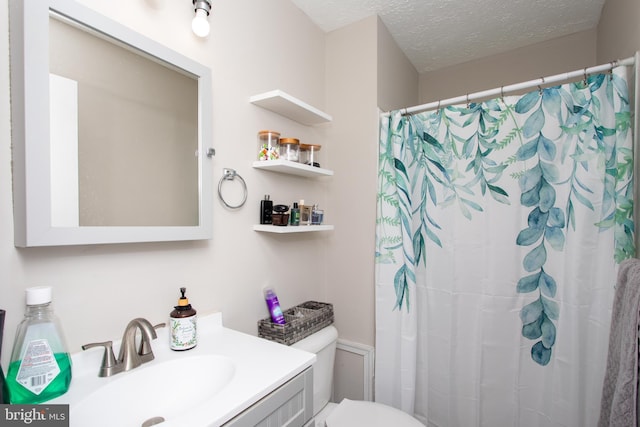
[599,258,640,427]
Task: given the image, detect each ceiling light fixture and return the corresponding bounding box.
[191,0,211,38]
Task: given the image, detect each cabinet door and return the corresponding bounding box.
[224,368,314,427]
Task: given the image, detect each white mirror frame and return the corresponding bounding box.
[10,0,213,247]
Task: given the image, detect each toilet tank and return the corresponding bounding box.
[292,325,338,416]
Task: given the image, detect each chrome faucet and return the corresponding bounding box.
[82,318,165,377]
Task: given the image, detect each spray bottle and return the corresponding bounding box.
[264,287,286,325]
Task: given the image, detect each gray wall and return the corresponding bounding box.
[597,0,640,63]
[419,29,598,104]
[324,16,419,349]
[325,16,379,347]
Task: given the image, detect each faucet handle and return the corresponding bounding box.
[138,322,166,363]
[153,322,167,332]
[82,340,118,377]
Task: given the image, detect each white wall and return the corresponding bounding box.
[1,0,331,366]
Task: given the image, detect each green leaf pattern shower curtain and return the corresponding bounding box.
[375,66,634,426]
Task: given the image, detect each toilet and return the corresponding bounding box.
[292,325,424,427]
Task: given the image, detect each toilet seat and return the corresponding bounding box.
[325,399,424,427]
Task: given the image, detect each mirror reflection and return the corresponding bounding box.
[49,14,199,227]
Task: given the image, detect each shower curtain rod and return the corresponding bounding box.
[383,55,636,117]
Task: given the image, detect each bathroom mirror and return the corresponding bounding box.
[10,0,213,246]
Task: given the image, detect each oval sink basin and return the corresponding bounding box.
[71,354,236,427]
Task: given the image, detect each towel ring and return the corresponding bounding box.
[217,168,247,209]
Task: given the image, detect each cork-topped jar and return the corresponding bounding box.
[279,137,300,162]
[257,130,280,161]
[299,143,321,167]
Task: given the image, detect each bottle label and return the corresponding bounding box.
[265,294,286,324]
[270,303,285,324]
[15,339,60,395]
[170,316,197,350]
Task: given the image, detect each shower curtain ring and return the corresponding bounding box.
[538,77,545,96]
[583,68,588,85]
[608,61,617,80]
[437,100,441,111]
[500,86,504,101]
[466,94,470,108]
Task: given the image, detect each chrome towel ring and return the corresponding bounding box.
[217,168,247,209]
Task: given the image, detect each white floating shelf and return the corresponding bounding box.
[249,90,332,126]
[252,160,333,177]
[253,224,334,233]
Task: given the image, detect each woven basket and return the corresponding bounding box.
[258,301,334,346]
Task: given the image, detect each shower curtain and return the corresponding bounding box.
[375,66,635,426]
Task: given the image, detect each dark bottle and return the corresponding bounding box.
[169,287,197,351]
[260,195,273,224]
[290,202,300,226]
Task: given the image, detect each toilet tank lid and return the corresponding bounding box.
[291,325,338,353]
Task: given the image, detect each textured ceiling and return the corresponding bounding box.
[290,0,606,73]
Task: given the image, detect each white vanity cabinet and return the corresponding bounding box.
[250,90,334,234]
[54,313,316,427]
[224,367,314,427]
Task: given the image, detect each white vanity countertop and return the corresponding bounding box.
[50,312,316,427]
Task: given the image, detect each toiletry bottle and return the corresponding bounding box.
[264,287,286,325]
[290,202,300,226]
[311,204,324,225]
[169,287,197,351]
[6,287,72,404]
[299,199,312,225]
[0,309,7,404]
[260,195,273,225]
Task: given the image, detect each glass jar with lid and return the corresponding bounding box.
[257,130,280,161]
[279,138,300,162]
[299,144,321,167]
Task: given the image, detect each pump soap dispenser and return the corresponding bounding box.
[169,287,197,351]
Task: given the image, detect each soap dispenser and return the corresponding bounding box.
[169,287,197,351]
